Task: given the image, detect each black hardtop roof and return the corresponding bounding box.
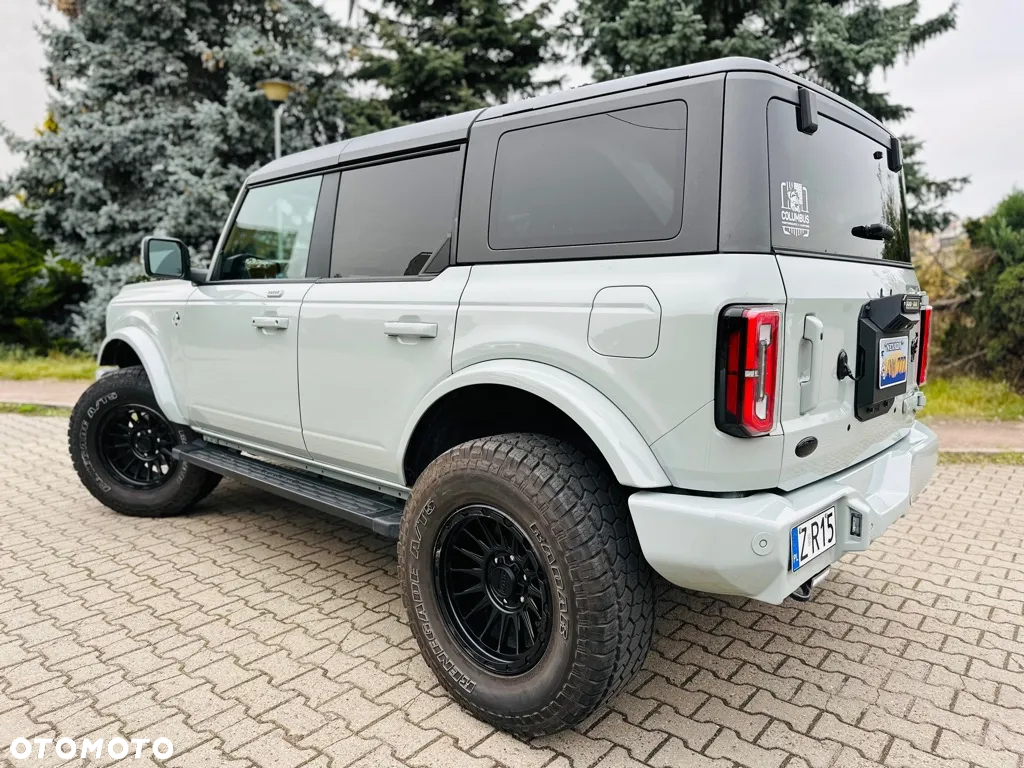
[247,56,886,186]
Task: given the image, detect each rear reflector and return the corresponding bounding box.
[917,306,932,385]
[715,306,781,437]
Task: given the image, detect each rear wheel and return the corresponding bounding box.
[69,366,220,517]
[434,503,554,676]
[398,433,655,736]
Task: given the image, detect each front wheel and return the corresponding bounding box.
[69,366,220,517]
[398,433,655,736]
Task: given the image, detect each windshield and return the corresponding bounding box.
[767,100,910,263]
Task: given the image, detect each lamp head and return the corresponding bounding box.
[257,79,296,104]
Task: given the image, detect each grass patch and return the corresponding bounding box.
[939,451,1024,465]
[0,402,71,417]
[0,348,96,380]
[921,377,1024,421]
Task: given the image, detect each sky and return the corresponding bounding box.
[1,0,1021,220]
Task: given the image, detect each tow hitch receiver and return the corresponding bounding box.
[790,565,831,602]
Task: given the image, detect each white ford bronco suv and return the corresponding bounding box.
[70,57,938,735]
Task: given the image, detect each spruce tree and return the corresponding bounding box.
[352,0,558,130]
[566,0,968,232]
[2,0,353,347]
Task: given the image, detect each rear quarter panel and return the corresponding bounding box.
[453,254,788,490]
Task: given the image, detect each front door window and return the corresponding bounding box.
[219,175,323,279]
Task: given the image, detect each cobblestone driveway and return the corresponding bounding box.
[1,414,1022,768]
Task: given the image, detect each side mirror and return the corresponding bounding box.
[142,237,191,280]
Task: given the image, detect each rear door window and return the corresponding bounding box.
[767,100,909,263]
[488,101,687,250]
[331,150,462,278]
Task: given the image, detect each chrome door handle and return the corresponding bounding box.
[384,321,437,339]
[800,315,824,414]
[252,316,289,330]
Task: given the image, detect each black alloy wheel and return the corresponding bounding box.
[96,403,178,490]
[434,504,552,675]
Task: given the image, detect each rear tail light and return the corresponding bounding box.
[715,306,781,437]
[917,305,932,385]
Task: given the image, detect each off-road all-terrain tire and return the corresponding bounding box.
[398,433,655,736]
[69,366,220,517]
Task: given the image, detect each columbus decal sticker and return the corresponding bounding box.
[780,181,810,237]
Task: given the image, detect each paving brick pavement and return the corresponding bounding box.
[0,380,89,409]
[0,413,1022,768]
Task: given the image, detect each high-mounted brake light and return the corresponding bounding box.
[715,306,781,437]
[917,306,932,385]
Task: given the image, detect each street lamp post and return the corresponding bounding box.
[257,79,297,160]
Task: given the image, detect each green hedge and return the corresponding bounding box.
[0,209,85,351]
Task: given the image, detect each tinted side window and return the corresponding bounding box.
[219,175,323,280]
[488,101,687,250]
[331,151,462,278]
[768,100,910,263]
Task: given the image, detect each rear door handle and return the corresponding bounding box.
[800,315,824,414]
[252,316,289,330]
[384,321,437,339]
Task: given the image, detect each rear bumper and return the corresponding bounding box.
[629,422,938,604]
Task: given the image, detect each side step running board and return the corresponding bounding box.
[173,442,405,538]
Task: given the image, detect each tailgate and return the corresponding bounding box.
[766,98,925,491]
[776,255,923,490]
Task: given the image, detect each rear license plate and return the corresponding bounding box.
[791,507,836,572]
[879,336,909,389]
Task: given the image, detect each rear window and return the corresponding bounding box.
[767,100,909,263]
[488,101,687,250]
